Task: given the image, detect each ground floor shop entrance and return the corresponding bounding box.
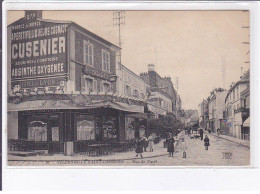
[18,111,65,154]
[9,108,147,155]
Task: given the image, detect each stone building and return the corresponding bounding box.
[207,88,227,133]
[7,10,146,155]
[116,63,149,138]
[140,64,180,118]
[224,70,250,140]
[198,99,209,129]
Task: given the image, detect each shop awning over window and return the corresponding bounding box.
[243,117,250,127]
[8,99,144,113]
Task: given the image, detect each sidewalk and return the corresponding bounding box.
[207,132,250,148]
[8,140,174,162]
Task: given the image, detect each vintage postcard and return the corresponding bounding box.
[6,10,250,167]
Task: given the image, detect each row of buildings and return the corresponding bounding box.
[7,11,183,155]
[198,70,250,141]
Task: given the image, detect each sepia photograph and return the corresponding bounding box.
[6,10,250,167]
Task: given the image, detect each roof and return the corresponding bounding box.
[225,79,249,102]
[8,17,120,49]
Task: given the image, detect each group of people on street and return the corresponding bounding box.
[134,128,211,159]
[135,134,154,158]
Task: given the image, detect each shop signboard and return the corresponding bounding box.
[10,14,69,89]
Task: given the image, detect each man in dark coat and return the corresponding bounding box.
[167,136,175,157]
[199,128,204,141]
[135,138,143,158]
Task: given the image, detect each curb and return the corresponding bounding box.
[8,153,170,162]
[208,133,250,149]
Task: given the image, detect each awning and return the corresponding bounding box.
[8,99,144,113]
[243,117,250,127]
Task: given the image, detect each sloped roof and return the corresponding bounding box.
[8,16,120,49]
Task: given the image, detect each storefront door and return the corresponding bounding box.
[48,113,64,154]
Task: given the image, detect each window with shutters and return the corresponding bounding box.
[93,79,97,92]
[81,77,94,93]
[83,40,94,66]
[103,83,110,93]
[102,49,110,72]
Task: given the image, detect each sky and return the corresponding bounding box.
[7,10,250,110]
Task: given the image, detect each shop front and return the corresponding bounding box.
[8,93,146,155]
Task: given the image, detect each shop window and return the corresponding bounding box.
[136,118,146,138]
[77,115,95,141]
[125,117,135,140]
[103,117,117,139]
[102,50,110,72]
[84,41,94,66]
[28,121,47,141]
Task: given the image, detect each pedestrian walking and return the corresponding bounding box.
[217,128,220,136]
[199,128,204,141]
[204,135,210,150]
[135,138,143,158]
[141,135,148,152]
[167,135,175,157]
[187,128,191,136]
[148,134,154,152]
[181,138,187,158]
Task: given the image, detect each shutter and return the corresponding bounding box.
[100,82,103,92]
[81,77,85,92]
[93,80,97,92]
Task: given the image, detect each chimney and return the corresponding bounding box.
[25,10,42,20]
[148,64,155,72]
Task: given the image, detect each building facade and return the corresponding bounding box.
[198,99,208,129]
[7,11,146,155]
[207,88,227,133]
[140,64,179,119]
[116,63,149,138]
[224,70,250,140]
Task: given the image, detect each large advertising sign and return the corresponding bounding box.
[10,16,69,89]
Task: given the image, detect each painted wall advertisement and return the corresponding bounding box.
[10,16,69,89]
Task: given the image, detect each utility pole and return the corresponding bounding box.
[113,11,125,64]
[242,10,250,65]
[221,56,226,89]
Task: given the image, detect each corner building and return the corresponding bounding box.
[7,11,146,155]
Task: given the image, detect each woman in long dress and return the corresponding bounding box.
[148,134,154,152]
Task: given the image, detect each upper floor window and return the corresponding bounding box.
[133,89,139,98]
[233,90,235,101]
[84,41,94,66]
[81,77,97,93]
[84,78,93,93]
[102,50,110,72]
[103,83,111,93]
[125,85,131,96]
